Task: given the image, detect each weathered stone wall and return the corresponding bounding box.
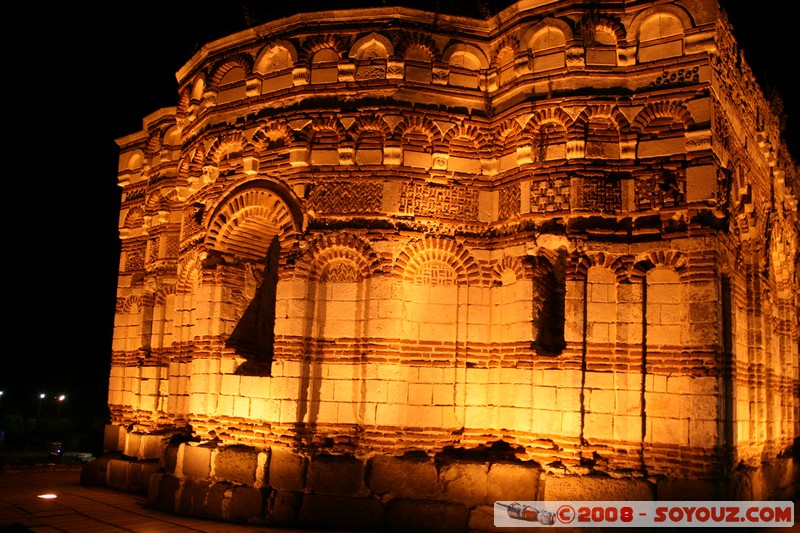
[81,434,797,530]
[100,0,800,527]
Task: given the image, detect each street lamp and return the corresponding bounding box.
[38,393,46,418]
[56,395,65,417]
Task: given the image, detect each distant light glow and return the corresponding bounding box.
[58,395,65,401]
[37,494,57,499]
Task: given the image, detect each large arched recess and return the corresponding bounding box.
[203,178,305,375]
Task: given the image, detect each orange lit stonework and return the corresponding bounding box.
[91,0,799,529]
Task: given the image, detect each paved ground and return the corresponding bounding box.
[0,468,307,532]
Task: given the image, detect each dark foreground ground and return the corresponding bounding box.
[0,468,316,533]
[1,467,797,533]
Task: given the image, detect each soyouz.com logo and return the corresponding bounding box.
[494,501,795,528]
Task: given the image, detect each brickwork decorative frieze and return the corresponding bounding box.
[148,237,160,263]
[575,176,622,213]
[308,180,383,214]
[398,182,479,220]
[165,235,181,259]
[530,176,570,213]
[321,261,362,283]
[125,247,145,272]
[498,183,521,219]
[635,171,685,210]
[125,188,146,203]
[181,203,205,240]
[649,66,700,88]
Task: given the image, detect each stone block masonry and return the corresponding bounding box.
[81,439,797,530]
[99,0,800,528]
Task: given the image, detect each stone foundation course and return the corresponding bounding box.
[81,435,799,531]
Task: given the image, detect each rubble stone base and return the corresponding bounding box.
[81,438,799,531]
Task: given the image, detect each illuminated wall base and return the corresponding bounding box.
[80,425,798,531]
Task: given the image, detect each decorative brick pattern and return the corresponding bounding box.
[181,204,204,239]
[147,237,160,262]
[308,180,383,214]
[498,183,520,219]
[320,261,362,282]
[530,176,570,213]
[635,171,685,210]
[165,235,180,258]
[398,182,479,220]
[576,176,622,213]
[125,247,145,272]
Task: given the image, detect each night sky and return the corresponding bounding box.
[3,1,797,421]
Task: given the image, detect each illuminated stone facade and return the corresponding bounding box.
[93,0,799,528]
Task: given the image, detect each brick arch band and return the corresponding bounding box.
[293,232,383,282]
[394,236,481,285]
[205,180,303,262]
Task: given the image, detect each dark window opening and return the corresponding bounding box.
[531,252,567,356]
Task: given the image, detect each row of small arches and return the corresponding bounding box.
[128,101,695,173]
[171,217,691,291]
[136,240,690,315]
[178,6,692,108]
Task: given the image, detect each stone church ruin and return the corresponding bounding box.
[86,0,799,529]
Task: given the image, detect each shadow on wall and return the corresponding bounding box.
[226,236,280,376]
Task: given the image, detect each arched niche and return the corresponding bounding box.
[163,126,180,147]
[523,18,572,72]
[120,149,145,172]
[405,46,433,83]
[586,26,618,66]
[630,6,690,63]
[311,48,341,84]
[190,76,206,102]
[351,33,391,81]
[203,181,303,375]
[442,43,488,89]
[350,32,393,60]
[255,40,297,92]
[494,43,517,86]
[530,26,566,72]
[217,66,247,105]
[400,34,437,84]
